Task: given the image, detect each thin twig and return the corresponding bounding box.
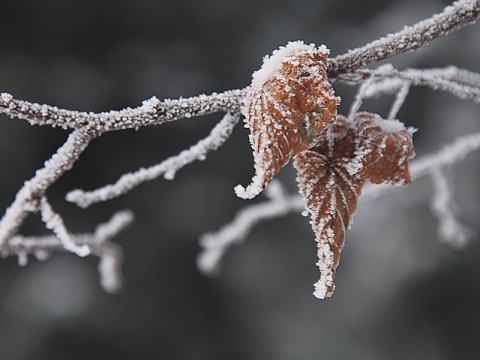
[1,210,133,293]
[0,129,95,250]
[66,112,240,208]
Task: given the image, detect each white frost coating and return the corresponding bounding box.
[0,89,245,131]
[360,132,480,202]
[410,132,480,179]
[233,171,266,199]
[357,65,480,104]
[0,0,477,300]
[372,117,407,132]
[331,0,480,77]
[313,243,335,299]
[251,41,329,89]
[1,92,13,104]
[198,180,305,274]
[0,129,92,252]
[229,61,480,299]
[141,96,161,112]
[345,157,364,176]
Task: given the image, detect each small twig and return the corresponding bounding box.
[0,129,95,249]
[197,181,305,275]
[66,112,240,208]
[1,210,133,293]
[387,80,411,120]
[348,78,375,119]
[339,65,480,103]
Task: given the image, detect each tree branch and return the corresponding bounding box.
[328,0,480,77]
[0,129,95,250]
[1,210,133,293]
[66,112,240,208]
[0,90,245,132]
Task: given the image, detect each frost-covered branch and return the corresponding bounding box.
[197,180,305,275]
[66,112,240,208]
[0,129,94,250]
[347,65,480,103]
[328,0,480,77]
[1,210,133,293]
[0,90,245,131]
[1,3,477,132]
[39,197,90,257]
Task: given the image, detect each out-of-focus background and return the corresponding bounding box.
[0,0,479,359]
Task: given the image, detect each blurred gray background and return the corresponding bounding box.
[0,0,480,359]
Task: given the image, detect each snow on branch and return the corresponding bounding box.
[0,129,94,250]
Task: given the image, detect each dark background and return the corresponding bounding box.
[1,0,480,359]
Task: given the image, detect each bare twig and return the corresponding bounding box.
[1,210,133,293]
[39,197,90,257]
[66,112,240,208]
[352,65,480,103]
[197,181,305,275]
[0,129,95,250]
[430,169,474,248]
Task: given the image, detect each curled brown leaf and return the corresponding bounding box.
[294,113,415,299]
[235,41,340,199]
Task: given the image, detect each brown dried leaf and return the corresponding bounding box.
[354,112,415,185]
[235,41,340,199]
[294,113,415,299]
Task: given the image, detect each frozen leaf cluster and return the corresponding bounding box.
[294,113,415,298]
